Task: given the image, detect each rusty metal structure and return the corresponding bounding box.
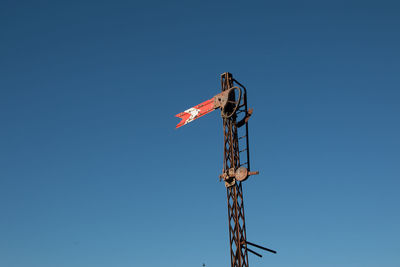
[175,72,276,267]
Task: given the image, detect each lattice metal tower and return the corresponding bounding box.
[175,72,276,267]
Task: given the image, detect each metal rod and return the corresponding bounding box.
[245,241,277,254]
[243,246,262,258]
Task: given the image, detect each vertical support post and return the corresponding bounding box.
[221,73,249,267]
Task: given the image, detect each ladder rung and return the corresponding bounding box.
[240,149,247,153]
[240,162,248,166]
[238,135,247,140]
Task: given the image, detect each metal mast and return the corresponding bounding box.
[221,73,249,267]
[175,72,276,267]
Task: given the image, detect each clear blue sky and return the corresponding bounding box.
[1,1,399,267]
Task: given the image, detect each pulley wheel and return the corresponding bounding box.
[235,167,248,182]
[221,86,242,118]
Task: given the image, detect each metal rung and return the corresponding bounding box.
[239,135,247,140]
[240,162,248,166]
[240,149,247,153]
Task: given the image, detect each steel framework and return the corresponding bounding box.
[221,73,249,267]
[175,72,276,267]
[220,72,276,267]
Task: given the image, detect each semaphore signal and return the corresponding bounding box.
[175,72,276,267]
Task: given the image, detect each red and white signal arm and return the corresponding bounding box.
[175,98,215,128]
[175,89,235,128]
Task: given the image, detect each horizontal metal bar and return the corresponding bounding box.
[245,241,277,254]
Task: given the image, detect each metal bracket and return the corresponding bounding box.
[219,167,259,183]
[213,89,231,109]
[237,108,253,128]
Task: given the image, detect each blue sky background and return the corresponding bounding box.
[1,1,399,267]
